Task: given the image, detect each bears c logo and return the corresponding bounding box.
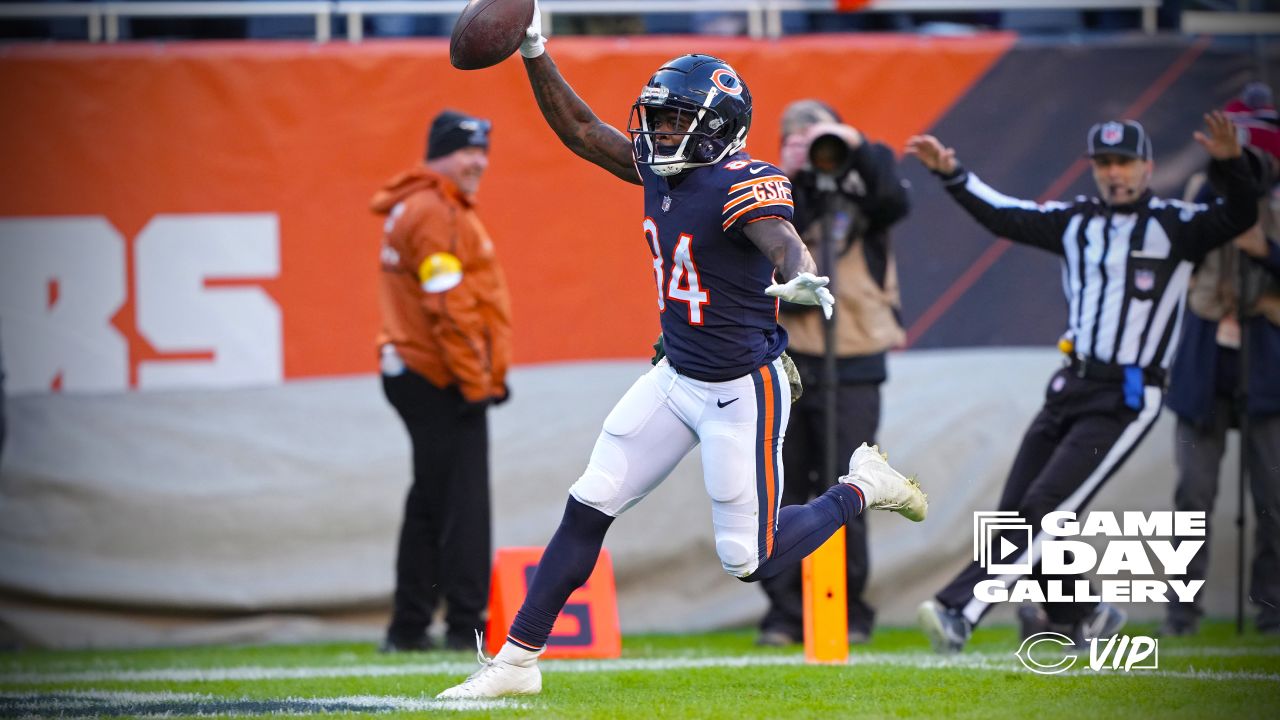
[710,68,743,96]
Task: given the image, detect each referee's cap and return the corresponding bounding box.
[1086,120,1152,161]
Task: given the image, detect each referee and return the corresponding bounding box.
[906,112,1259,653]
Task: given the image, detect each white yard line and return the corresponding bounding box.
[0,690,211,702]
[2,648,1277,685]
[1,661,476,684]
[0,689,527,716]
[1163,645,1280,657]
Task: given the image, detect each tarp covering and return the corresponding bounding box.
[0,350,1249,648]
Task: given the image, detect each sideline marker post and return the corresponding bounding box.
[803,527,848,663]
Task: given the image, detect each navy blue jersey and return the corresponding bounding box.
[640,152,793,381]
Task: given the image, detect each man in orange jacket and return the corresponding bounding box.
[372,109,512,651]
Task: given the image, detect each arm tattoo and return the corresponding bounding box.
[744,218,817,280]
[525,55,641,185]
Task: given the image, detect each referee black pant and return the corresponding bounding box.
[383,369,491,646]
[936,367,1163,627]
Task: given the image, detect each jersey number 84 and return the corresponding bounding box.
[644,217,708,325]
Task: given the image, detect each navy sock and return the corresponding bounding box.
[743,484,863,582]
[506,496,614,650]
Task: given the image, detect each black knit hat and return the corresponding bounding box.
[426,110,491,160]
[1086,120,1152,161]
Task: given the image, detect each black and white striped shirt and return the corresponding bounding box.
[939,157,1258,371]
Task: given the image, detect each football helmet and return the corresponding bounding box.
[628,54,752,176]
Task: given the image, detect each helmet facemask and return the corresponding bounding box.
[629,90,747,177]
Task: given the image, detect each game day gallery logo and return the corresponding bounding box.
[971,510,1206,603]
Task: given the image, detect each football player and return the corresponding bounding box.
[438,1,928,699]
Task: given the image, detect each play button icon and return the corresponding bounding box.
[1000,536,1019,560]
[976,513,1035,574]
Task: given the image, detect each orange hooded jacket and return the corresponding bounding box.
[372,166,512,403]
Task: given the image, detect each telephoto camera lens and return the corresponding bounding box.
[809,133,852,176]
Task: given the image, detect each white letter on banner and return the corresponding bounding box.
[1043,511,1078,536]
[1125,637,1158,671]
[0,217,128,393]
[1175,512,1206,536]
[1097,541,1155,575]
[1040,539,1095,574]
[1147,540,1204,576]
[135,214,282,389]
[974,579,1008,603]
[1168,580,1204,603]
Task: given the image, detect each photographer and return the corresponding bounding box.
[756,100,910,646]
[1163,84,1280,637]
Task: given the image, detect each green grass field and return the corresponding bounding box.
[2,620,1276,718]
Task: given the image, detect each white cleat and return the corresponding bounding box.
[436,637,542,699]
[841,443,928,522]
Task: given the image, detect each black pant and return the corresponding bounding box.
[1170,401,1280,629]
[759,382,879,638]
[383,369,491,644]
[936,368,1162,626]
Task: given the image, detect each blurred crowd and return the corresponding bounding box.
[0,0,1211,43]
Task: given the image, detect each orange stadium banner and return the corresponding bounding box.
[0,36,1013,394]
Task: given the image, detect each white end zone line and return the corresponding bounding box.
[0,689,528,716]
[2,647,1277,686]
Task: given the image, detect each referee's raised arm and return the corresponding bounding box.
[1179,110,1260,260]
[905,133,1073,254]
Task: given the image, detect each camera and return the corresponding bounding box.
[808,132,856,179]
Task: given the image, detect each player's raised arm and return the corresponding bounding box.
[520,3,639,184]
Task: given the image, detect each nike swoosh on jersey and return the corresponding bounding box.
[717,397,740,408]
[749,166,767,174]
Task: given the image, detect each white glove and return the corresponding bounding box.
[765,271,835,320]
[519,0,547,59]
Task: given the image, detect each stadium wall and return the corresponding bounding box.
[0,350,1255,647]
[0,35,1010,391]
[0,35,1273,647]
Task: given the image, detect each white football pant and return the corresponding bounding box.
[569,356,790,578]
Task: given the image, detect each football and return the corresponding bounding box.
[449,0,536,70]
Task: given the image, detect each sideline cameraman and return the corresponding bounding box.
[756,100,910,646]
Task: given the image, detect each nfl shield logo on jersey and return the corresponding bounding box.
[1135,269,1155,292]
[1100,122,1125,145]
[662,195,672,212]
